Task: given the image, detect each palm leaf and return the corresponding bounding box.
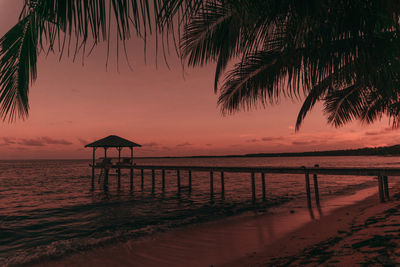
[218,48,290,113]
[295,79,332,131]
[0,14,38,121]
[323,84,365,127]
[181,1,244,91]
[3,0,400,128]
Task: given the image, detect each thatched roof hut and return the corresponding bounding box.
[85,135,141,167]
[85,135,141,148]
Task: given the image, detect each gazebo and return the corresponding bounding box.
[85,135,141,189]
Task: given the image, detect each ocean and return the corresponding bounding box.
[0,156,398,266]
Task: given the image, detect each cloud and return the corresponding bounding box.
[291,140,317,145]
[78,138,89,145]
[261,136,282,142]
[41,137,73,145]
[364,127,393,136]
[176,142,192,147]
[205,144,212,146]
[14,147,28,151]
[15,136,73,147]
[246,139,259,143]
[18,138,46,146]
[2,137,16,145]
[143,142,160,147]
[364,131,381,136]
[140,142,163,152]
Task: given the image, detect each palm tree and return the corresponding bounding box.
[0,0,196,121]
[2,0,400,130]
[181,0,400,129]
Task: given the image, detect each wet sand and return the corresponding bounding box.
[227,188,400,266]
[32,186,387,267]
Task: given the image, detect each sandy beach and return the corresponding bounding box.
[30,184,400,267]
[227,189,400,266]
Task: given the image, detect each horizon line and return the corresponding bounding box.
[1,143,398,161]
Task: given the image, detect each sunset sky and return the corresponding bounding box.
[0,0,399,159]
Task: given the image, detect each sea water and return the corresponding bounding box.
[0,156,399,266]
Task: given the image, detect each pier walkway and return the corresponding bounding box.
[91,163,398,207]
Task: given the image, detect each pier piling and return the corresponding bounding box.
[91,170,95,189]
[210,170,214,198]
[162,169,165,191]
[91,148,95,189]
[130,167,134,191]
[152,169,155,194]
[117,148,121,189]
[251,172,256,204]
[177,170,181,194]
[104,168,109,190]
[188,170,192,193]
[313,165,320,206]
[383,176,390,200]
[117,169,121,189]
[378,176,385,202]
[261,173,266,201]
[221,172,225,198]
[141,169,144,191]
[305,172,312,208]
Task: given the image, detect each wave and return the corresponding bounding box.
[2,194,298,266]
[3,181,376,267]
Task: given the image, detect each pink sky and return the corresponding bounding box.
[0,1,399,159]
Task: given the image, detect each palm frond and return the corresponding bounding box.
[0,14,38,121]
[323,84,364,127]
[3,0,400,128]
[181,0,245,91]
[218,49,289,113]
[157,0,203,27]
[295,79,332,131]
[0,0,193,122]
[181,1,235,66]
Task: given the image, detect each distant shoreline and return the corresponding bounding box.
[139,144,400,159]
[1,144,400,161]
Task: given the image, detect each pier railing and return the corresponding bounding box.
[91,164,398,206]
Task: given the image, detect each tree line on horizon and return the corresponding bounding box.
[139,144,400,158]
[244,144,400,158]
[1,0,400,130]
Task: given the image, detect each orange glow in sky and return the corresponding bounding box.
[0,1,399,159]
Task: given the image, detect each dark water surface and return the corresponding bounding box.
[0,156,398,266]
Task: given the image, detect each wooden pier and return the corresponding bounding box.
[91,163,398,206]
[84,136,396,207]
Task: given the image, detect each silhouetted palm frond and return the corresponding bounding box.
[1,0,196,120]
[0,14,38,121]
[183,0,400,129]
[3,0,400,129]
[181,1,242,91]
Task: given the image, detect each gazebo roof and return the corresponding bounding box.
[85,135,142,148]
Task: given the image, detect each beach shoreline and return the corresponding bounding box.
[30,185,389,267]
[226,187,400,266]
